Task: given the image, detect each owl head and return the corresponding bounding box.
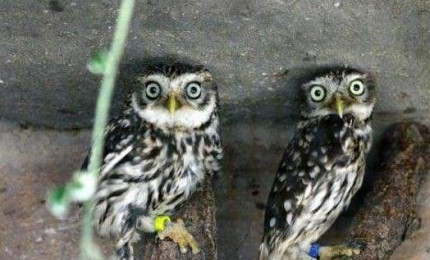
[300,67,376,121]
[131,62,219,130]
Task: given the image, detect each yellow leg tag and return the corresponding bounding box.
[154,216,171,232]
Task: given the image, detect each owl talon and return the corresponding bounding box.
[319,244,361,260]
[157,218,200,254]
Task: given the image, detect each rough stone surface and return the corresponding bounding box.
[332,122,429,260]
[1,0,429,128]
[139,178,217,260]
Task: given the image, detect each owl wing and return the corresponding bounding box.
[263,115,355,237]
[81,110,142,178]
[202,131,223,175]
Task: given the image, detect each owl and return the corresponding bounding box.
[88,62,223,260]
[259,67,376,260]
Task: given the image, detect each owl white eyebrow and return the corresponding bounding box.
[172,73,204,84]
[303,81,327,91]
[345,74,365,83]
[138,74,168,84]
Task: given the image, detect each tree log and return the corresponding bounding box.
[136,177,217,260]
[343,122,430,259]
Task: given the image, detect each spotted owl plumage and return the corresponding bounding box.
[88,62,223,259]
[259,68,376,260]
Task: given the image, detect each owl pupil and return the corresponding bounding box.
[353,84,360,91]
[315,90,321,96]
[150,87,157,94]
[190,87,197,94]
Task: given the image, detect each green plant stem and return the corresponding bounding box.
[80,0,135,259]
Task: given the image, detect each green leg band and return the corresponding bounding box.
[154,216,171,232]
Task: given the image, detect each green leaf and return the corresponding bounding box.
[69,171,98,202]
[51,186,68,203]
[47,186,70,219]
[87,51,109,75]
[70,179,84,190]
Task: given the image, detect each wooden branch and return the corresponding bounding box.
[136,177,217,260]
[344,122,430,259]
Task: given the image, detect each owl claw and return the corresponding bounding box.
[157,218,200,254]
[319,244,361,260]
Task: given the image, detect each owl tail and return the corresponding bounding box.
[115,227,136,260]
[116,241,133,260]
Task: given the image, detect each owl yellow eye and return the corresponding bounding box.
[145,82,161,100]
[349,80,365,96]
[186,82,201,99]
[310,85,326,102]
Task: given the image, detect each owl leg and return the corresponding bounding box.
[155,216,200,254]
[317,244,361,260]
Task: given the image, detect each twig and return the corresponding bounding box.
[80,0,136,259]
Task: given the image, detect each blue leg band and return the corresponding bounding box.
[308,243,321,259]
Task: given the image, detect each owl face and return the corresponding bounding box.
[301,68,376,121]
[131,63,218,130]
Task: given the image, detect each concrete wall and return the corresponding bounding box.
[1,0,429,128]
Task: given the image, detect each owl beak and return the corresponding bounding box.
[334,94,344,118]
[166,93,181,114]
